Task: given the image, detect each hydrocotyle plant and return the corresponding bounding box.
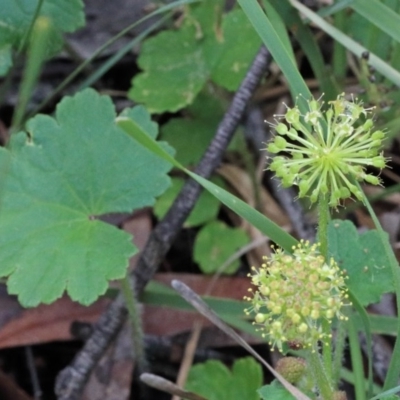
[267,93,386,207]
[245,93,388,399]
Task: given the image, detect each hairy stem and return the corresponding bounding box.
[309,347,334,400]
[317,193,333,385]
[120,274,148,373]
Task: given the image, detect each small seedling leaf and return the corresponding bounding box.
[186,357,262,400]
[194,221,249,274]
[328,219,394,306]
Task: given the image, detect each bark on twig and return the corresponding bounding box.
[55,45,271,400]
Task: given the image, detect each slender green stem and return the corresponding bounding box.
[317,193,330,258]
[349,292,373,398]
[348,317,367,400]
[308,347,334,400]
[332,319,347,387]
[120,274,147,373]
[359,184,400,390]
[18,0,45,54]
[317,193,333,387]
[11,16,50,132]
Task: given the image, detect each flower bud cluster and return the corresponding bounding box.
[245,241,349,351]
[267,94,387,206]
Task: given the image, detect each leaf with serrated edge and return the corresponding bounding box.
[194,221,249,274]
[328,219,394,306]
[0,0,84,75]
[211,9,261,91]
[186,358,262,400]
[0,89,171,306]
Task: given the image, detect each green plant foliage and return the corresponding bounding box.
[259,380,295,400]
[154,176,224,227]
[327,219,394,306]
[210,9,263,91]
[117,116,298,252]
[129,1,261,113]
[0,0,85,75]
[185,357,262,400]
[0,89,172,307]
[161,91,224,166]
[194,221,249,274]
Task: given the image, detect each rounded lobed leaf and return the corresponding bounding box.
[0,89,172,306]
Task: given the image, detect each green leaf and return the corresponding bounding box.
[289,0,400,87]
[154,176,223,227]
[128,0,223,113]
[0,89,172,306]
[267,0,338,98]
[129,1,262,112]
[258,380,296,400]
[237,0,312,108]
[0,44,12,76]
[350,0,400,47]
[128,24,211,113]
[327,219,394,306]
[211,9,262,91]
[161,91,225,166]
[116,116,298,253]
[194,221,249,274]
[0,0,84,75]
[186,357,262,400]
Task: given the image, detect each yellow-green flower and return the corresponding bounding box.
[267,94,387,207]
[245,241,349,351]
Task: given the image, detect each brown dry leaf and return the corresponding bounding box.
[0,296,111,349]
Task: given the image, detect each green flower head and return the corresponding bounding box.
[245,241,349,351]
[267,94,387,207]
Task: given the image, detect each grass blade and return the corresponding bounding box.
[350,0,400,45]
[116,116,298,252]
[237,0,312,109]
[290,0,400,87]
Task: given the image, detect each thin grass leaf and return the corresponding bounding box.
[260,0,295,64]
[78,14,171,90]
[30,0,200,116]
[348,317,367,400]
[237,0,312,109]
[116,116,298,252]
[369,385,400,400]
[267,0,338,98]
[350,0,400,45]
[290,0,400,87]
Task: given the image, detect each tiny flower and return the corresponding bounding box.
[267,93,387,207]
[245,241,349,351]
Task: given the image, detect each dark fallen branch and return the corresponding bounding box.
[55,45,271,400]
